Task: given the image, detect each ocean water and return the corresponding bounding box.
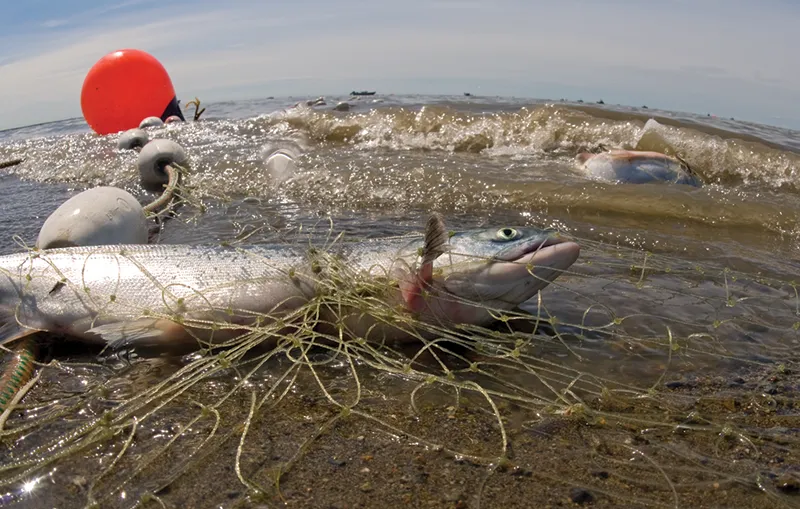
[1,95,798,508]
[3,95,800,253]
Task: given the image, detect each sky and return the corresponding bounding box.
[1,0,799,130]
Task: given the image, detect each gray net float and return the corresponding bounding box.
[116,128,149,150]
[37,186,148,249]
[138,116,164,129]
[137,139,188,192]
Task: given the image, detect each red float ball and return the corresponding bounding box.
[81,49,183,135]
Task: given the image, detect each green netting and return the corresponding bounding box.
[0,231,797,508]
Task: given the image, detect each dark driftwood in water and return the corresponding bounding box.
[0,159,22,170]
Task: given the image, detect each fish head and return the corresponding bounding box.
[433,226,579,309]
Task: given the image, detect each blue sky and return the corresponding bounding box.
[1,0,798,130]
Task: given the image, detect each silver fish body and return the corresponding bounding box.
[0,244,313,346]
[0,223,579,349]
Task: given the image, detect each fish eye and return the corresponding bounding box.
[495,228,520,241]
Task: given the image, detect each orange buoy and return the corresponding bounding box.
[81,49,185,135]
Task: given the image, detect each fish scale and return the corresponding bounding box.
[1,244,312,343]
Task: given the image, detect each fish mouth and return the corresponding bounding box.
[516,240,581,275]
[441,234,580,304]
[492,234,581,285]
[494,234,577,265]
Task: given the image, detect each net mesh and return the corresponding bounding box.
[0,230,797,508]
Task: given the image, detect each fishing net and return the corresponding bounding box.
[0,103,798,507]
[0,226,797,509]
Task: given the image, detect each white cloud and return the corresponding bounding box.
[41,19,69,29]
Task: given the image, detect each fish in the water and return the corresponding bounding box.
[577,149,701,186]
[0,215,579,350]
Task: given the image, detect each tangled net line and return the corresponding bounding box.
[0,231,797,509]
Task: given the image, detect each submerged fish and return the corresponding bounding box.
[0,216,579,350]
[577,149,701,187]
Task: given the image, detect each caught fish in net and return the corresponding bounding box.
[0,217,797,509]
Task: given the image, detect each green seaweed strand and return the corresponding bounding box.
[0,337,38,413]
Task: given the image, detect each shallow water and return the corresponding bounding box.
[0,95,798,508]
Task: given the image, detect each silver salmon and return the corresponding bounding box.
[0,215,579,349]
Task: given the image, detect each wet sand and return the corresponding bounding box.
[5,347,797,509]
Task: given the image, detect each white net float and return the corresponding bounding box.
[137,139,188,192]
[37,186,148,249]
[116,128,149,150]
[138,116,164,129]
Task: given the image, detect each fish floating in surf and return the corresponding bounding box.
[0,215,579,351]
[577,149,701,187]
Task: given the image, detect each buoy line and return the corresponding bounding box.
[143,162,184,217]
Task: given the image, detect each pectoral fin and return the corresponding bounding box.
[400,214,448,313]
[87,318,175,348]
